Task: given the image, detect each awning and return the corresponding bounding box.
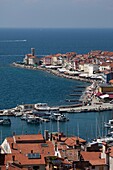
[100,94,109,99]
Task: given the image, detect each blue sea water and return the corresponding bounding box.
[0,28,113,142]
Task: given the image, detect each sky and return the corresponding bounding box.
[0,0,113,28]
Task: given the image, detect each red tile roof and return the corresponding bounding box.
[81,151,106,166]
[5,153,45,166]
[61,137,86,147]
[14,134,44,143]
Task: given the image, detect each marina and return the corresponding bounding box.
[0,28,113,144]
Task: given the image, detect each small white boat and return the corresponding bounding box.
[2,119,11,125]
[14,112,23,117]
[49,113,69,122]
[104,119,113,128]
[0,119,4,124]
[35,103,50,111]
[27,117,41,124]
[0,118,11,125]
[21,114,27,120]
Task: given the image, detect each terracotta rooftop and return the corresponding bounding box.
[100,62,110,66]
[89,159,106,166]
[81,151,106,166]
[61,136,86,146]
[7,136,55,157]
[14,134,44,143]
[5,153,45,166]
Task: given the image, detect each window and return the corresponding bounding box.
[33,166,39,170]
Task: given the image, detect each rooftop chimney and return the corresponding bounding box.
[31,150,33,153]
[11,143,13,149]
[12,155,15,162]
[44,130,49,141]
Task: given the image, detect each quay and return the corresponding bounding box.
[0,102,113,117]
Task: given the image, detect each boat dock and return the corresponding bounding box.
[65,99,80,102]
[69,94,81,96]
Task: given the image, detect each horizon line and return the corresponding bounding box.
[0,27,113,29]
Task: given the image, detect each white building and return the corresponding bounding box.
[84,64,99,75]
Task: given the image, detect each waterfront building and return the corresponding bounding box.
[84,64,99,75]
[98,84,113,93]
[23,48,39,66]
[99,63,111,72]
[41,55,53,65]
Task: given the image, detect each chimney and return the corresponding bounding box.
[11,143,13,149]
[55,142,57,152]
[105,147,111,170]
[31,150,33,153]
[58,134,61,141]
[76,139,79,145]
[44,130,49,141]
[12,156,15,162]
[50,133,52,141]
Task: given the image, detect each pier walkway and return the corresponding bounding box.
[59,103,113,113]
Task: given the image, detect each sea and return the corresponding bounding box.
[0,28,113,143]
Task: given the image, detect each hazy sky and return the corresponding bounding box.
[0,0,113,28]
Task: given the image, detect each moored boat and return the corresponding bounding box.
[0,119,4,124]
[35,103,50,111]
[49,113,69,122]
[104,119,113,128]
[27,118,41,124]
[0,118,11,125]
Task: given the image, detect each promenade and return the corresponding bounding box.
[12,62,93,83]
[10,62,113,115]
